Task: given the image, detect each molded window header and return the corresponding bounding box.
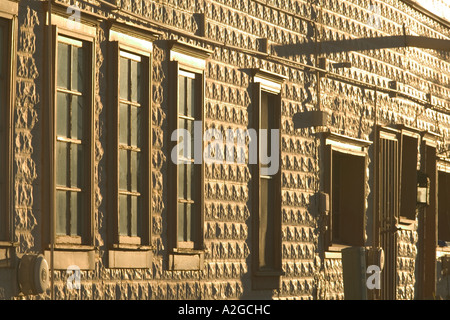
[170,40,212,71]
[252,68,287,94]
[109,29,153,53]
[324,132,372,153]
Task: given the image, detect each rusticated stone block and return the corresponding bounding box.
[14,208,36,231]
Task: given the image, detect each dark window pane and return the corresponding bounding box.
[119,103,128,145]
[178,76,186,114]
[260,93,268,130]
[187,120,195,159]
[70,143,83,188]
[439,172,450,241]
[70,191,82,236]
[55,141,68,186]
[186,77,195,118]
[57,42,70,89]
[120,57,129,100]
[177,118,188,160]
[56,190,67,235]
[130,105,141,148]
[186,163,194,200]
[71,95,83,140]
[178,163,185,199]
[0,25,3,76]
[260,92,275,169]
[260,177,274,270]
[130,59,141,103]
[119,194,128,236]
[119,148,128,191]
[56,92,69,137]
[186,203,193,242]
[130,150,140,193]
[177,203,185,242]
[130,195,138,237]
[72,45,84,92]
[332,153,341,242]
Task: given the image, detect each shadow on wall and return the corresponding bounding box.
[274,36,450,57]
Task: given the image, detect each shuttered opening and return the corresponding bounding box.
[379,136,398,300]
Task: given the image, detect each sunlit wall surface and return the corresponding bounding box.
[414,0,450,22]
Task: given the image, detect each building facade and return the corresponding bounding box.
[0,0,449,300]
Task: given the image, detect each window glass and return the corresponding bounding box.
[258,91,277,270]
[57,42,70,89]
[438,172,450,243]
[118,50,144,238]
[177,71,198,245]
[55,36,86,237]
[0,25,3,77]
[331,151,365,246]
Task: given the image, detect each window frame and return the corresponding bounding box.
[0,1,17,247]
[416,131,438,299]
[43,14,96,269]
[251,69,285,290]
[397,125,422,225]
[174,68,202,250]
[108,29,153,250]
[168,41,211,270]
[323,132,370,251]
[437,168,450,245]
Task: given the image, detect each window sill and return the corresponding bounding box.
[112,243,154,251]
[169,250,204,271]
[44,248,95,270]
[0,241,18,248]
[254,270,284,277]
[0,244,16,268]
[397,217,416,230]
[437,245,450,251]
[50,243,95,251]
[172,247,204,254]
[325,244,353,258]
[252,269,284,290]
[108,249,153,269]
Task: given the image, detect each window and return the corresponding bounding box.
[117,50,147,242]
[331,151,365,246]
[251,69,285,289]
[168,41,211,270]
[107,26,157,268]
[438,171,450,244]
[108,28,153,249]
[416,133,437,299]
[0,7,15,244]
[379,130,399,229]
[176,70,199,247]
[324,133,369,249]
[257,91,280,270]
[399,131,420,222]
[43,14,96,270]
[375,126,403,300]
[55,35,89,241]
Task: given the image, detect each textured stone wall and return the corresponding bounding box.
[4,0,450,300]
[396,229,417,300]
[15,2,40,256]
